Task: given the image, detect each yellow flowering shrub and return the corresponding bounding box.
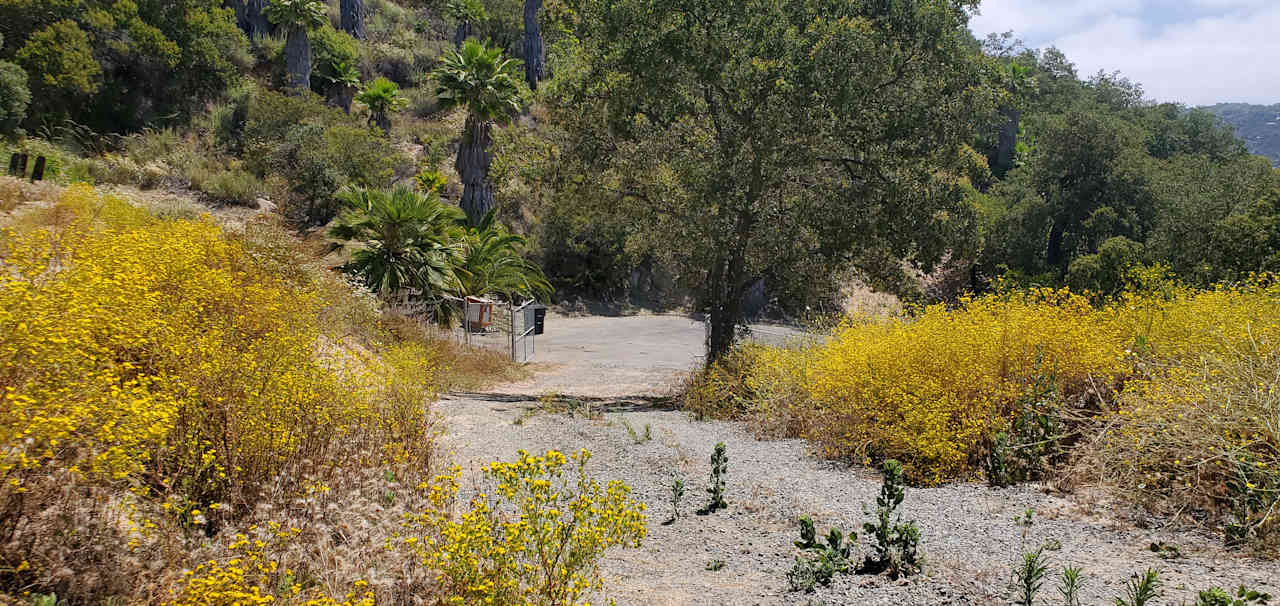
[712,278,1280,499]
[1094,278,1280,551]
[795,289,1128,484]
[0,185,369,516]
[0,185,458,598]
[405,449,648,606]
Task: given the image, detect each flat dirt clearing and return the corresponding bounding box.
[440,314,1279,605]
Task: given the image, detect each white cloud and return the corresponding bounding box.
[970,1,1280,105]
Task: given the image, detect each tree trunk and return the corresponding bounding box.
[284,26,313,92]
[994,107,1020,177]
[1046,220,1066,273]
[457,114,495,225]
[336,85,355,114]
[522,0,544,91]
[453,22,472,49]
[372,111,391,134]
[340,0,366,40]
[240,0,272,39]
[705,211,752,365]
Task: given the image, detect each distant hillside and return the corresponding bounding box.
[1204,103,1280,166]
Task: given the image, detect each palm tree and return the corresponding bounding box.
[329,186,466,301]
[455,209,552,302]
[263,0,328,91]
[445,0,486,48]
[340,0,366,40]
[433,40,522,226]
[355,77,408,134]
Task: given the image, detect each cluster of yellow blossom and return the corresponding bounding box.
[169,523,373,606]
[402,449,648,606]
[725,280,1280,490]
[0,184,390,540]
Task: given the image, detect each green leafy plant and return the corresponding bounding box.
[701,442,729,513]
[621,419,650,444]
[328,185,464,305]
[705,559,725,572]
[668,470,685,522]
[356,76,408,133]
[414,168,448,195]
[1193,585,1273,606]
[795,515,819,550]
[860,459,921,577]
[1013,548,1050,606]
[455,209,553,302]
[1116,569,1162,606]
[1059,566,1085,606]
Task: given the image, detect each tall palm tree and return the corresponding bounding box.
[264,0,328,92]
[455,209,552,302]
[329,186,466,300]
[433,40,523,226]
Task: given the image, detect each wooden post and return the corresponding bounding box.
[16,154,28,178]
[7,153,18,176]
[30,156,46,182]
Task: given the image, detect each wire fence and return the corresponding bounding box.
[385,291,538,362]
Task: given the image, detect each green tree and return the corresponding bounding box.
[433,39,523,226]
[14,19,100,117]
[355,76,407,134]
[553,0,996,362]
[1146,154,1280,283]
[455,209,552,302]
[0,0,246,132]
[0,33,29,136]
[263,0,326,91]
[329,186,466,298]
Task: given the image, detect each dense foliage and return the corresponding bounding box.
[0,0,248,132]
[972,39,1280,294]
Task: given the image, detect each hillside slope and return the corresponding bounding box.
[1205,102,1280,166]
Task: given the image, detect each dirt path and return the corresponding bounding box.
[438,314,1279,605]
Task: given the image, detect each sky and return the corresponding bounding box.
[967,0,1280,107]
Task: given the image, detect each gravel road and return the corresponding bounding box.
[438,313,1280,605]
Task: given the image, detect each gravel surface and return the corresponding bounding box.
[439,314,1280,605]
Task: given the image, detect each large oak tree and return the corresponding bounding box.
[552,0,998,362]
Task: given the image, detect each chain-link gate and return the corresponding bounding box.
[384,291,537,363]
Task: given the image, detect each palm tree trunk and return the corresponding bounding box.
[457,114,495,226]
[994,107,1020,177]
[284,26,313,92]
[237,0,272,39]
[522,0,544,90]
[340,0,366,40]
[453,21,472,48]
[333,85,355,114]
